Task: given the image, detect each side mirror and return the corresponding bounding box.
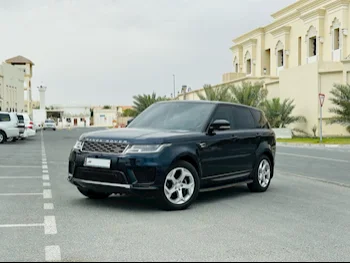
[126,118,134,127]
[208,119,230,135]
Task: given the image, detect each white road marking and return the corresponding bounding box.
[44,216,57,235]
[42,165,48,169]
[0,193,43,196]
[43,174,50,181]
[278,152,350,163]
[0,165,41,168]
[44,203,54,210]
[43,189,52,199]
[45,245,61,262]
[43,182,51,187]
[0,223,44,228]
[43,170,49,173]
[0,176,41,179]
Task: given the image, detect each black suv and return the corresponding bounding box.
[68,101,276,211]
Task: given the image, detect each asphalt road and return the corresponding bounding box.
[0,128,349,262]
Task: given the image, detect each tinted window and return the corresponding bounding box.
[127,102,216,132]
[17,115,24,123]
[250,109,270,129]
[211,105,234,129]
[45,120,54,123]
[231,106,255,130]
[0,113,10,122]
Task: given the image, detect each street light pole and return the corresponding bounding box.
[173,74,176,99]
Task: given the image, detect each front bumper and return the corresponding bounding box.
[68,150,167,195]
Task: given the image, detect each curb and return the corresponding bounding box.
[277,142,350,148]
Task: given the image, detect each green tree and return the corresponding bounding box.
[122,108,137,117]
[196,84,232,102]
[327,83,350,133]
[230,81,268,107]
[261,98,307,128]
[132,92,168,116]
[103,105,112,109]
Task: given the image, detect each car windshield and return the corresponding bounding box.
[127,102,216,132]
[45,120,54,123]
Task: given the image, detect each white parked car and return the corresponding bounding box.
[0,112,21,144]
[43,119,57,131]
[17,113,37,138]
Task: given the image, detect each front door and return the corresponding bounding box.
[200,105,258,180]
[74,118,78,126]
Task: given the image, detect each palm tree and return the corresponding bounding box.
[230,81,268,107]
[132,92,168,116]
[196,84,232,102]
[327,83,350,133]
[261,98,307,128]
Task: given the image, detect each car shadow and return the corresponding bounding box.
[70,185,253,213]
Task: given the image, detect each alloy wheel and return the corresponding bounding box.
[164,167,196,205]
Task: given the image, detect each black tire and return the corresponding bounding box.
[157,160,200,211]
[0,131,6,144]
[77,187,111,199]
[248,154,273,193]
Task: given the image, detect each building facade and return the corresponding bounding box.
[5,56,34,115]
[47,105,91,128]
[0,63,25,113]
[178,0,350,136]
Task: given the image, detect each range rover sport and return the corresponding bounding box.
[68,101,276,211]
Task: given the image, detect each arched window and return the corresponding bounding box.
[331,18,341,50]
[331,18,341,61]
[244,51,252,75]
[306,26,317,58]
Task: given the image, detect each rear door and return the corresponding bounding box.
[16,114,25,134]
[230,106,259,173]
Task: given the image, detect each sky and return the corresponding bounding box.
[0,0,295,106]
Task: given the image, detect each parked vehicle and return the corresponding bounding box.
[17,113,37,138]
[43,119,56,131]
[0,112,21,144]
[68,101,276,211]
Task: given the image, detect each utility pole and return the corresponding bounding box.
[173,74,176,99]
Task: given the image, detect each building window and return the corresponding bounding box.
[277,50,284,67]
[309,36,317,57]
[246,59,252,74]
[334,28,340,50]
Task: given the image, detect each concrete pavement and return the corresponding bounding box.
[0,129,349,262]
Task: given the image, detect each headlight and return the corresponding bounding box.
[124,144,171,154]
[73,141,83,151]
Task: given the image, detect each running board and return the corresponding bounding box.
[200,180,253,193]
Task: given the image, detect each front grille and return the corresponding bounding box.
[74,167,128,184]
[82,141,128,154]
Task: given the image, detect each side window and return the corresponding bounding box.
[250,109,270,129]
[0,113,11,122]
[211,105,234,130]
[231,106,255,130]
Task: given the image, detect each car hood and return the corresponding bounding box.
[79,128,201,144]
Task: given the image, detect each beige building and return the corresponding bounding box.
[178,0,350,136]
[0,63,25,113]
[5,56,35,115]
